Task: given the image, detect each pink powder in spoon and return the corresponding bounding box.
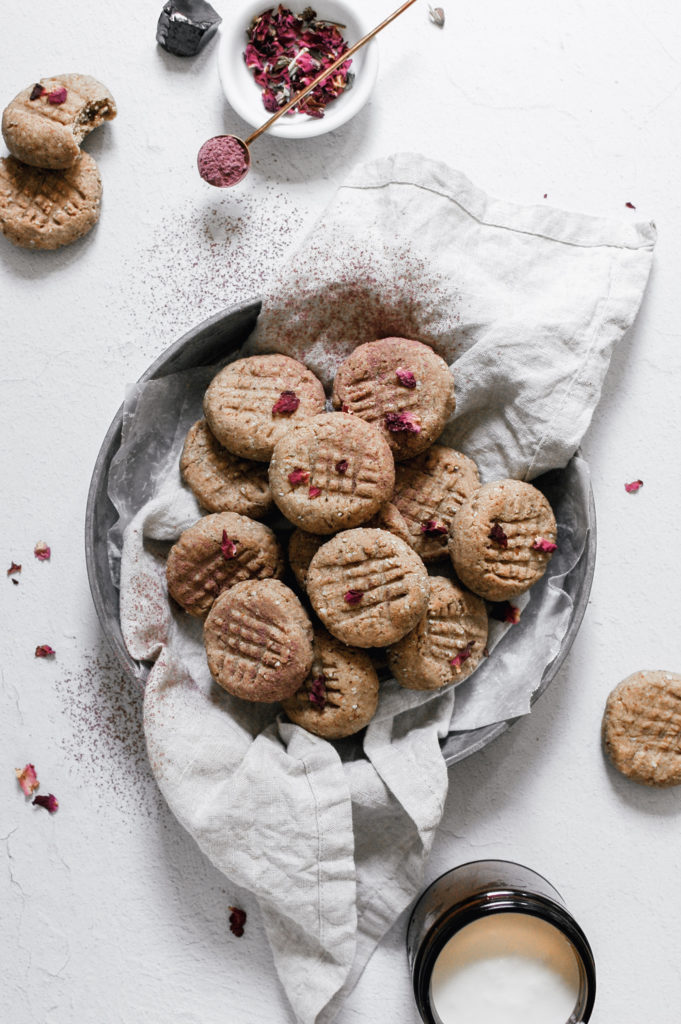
[197,135,250,187]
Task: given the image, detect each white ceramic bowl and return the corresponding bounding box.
[217,0,379,139]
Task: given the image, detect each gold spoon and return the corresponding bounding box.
[198,0,419,187]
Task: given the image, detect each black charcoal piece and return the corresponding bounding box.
[156,0,222,57]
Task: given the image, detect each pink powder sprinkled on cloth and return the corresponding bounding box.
[197,136,250,187]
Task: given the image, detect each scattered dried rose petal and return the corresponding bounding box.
[543,193,548,199]
[7,562,21,576]
[489,523,508,548]
[229,906,246,937]
[532,537,557,553]
[272,390,300,415]
[308,486,322,499]
[12,579,18,586]
[47,87,67,105]
[220,531,237,560]
[35,644,55,658]
[489,602,521,624]
[288,468,310,486]
[16,764,39,796]
[341,403,351,413]
[385,410,422,434]
[395,367,417,388]
[33,794,58,813]
[34,541,51,561]
[624,479,643,493]
[625,201,636,210]
[450,644,473,672]
[308,676,327,709]
[420,520,448,536]
[29,83,45,101]
[344,589,363,605]
[335,459,349,474]
[428,5,445,26]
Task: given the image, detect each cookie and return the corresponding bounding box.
[204,579,313,702]
[203,354,326,462]
[281,628,379,738]
[288,529,324,591]
[365,502,412,546]
[2,75,117,170]
[602,671,681,787]
[387,576,488,691]
[449,480,557,602]
[0,152,102,250]
[307,528,430,648]
[166,511,284,617]
[393,445,480,562]
[180,419,272,518]
[331,337,455,460]
[269,413,395,534]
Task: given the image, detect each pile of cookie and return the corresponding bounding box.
[166,338,558,740]
[0,75,116,250]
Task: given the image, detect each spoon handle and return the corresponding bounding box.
[243,0,419,146]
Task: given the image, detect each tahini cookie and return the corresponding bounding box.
[204,579,313,702]
[331,337,455,460]
[0,152,102,250]
[387,576,488,691]
[269,413,395,534]
[203,354,326,462]
[392,445,480,562]
[307,528,430,648]
[281,628,379,738]
[449,479,557,602]
[166,511,284,616]
[602,670,681,787]
[2,74,117,169]
[180,419,272,517]
[288,529,324,591]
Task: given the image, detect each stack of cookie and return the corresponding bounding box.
[0,74,116,250]
[166,339,558,740]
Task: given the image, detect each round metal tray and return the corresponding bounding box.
[85,298,597,767]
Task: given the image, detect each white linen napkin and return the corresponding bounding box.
[117,154,654,1024]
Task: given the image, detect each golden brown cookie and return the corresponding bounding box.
[307,528,430,648]
[281,628,379,738]
[364,502,412,546]
[2,74,117,170]
[393,445,480,563]
[288,529,324,591]
[269,413,395,534]
[180,419,272,518]
[387,577,488,691]
[203,354,326,462]
[0,152,102,250]
[449,480,557,602]
[331,337,455,460]
[166,511,284,617]
[602,670,681,787]
[204,579,313,702]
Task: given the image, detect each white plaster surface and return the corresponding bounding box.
[1,0,680,1020]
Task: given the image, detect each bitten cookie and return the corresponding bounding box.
[269,413,395,534]
[0,152,102,250]
[387,576,488,691]
[204,579,313,702]
[2,74,117,169]
[307,528,430,648]
[393,445,480,562]
[602,670,681,787]
[449,479,557,601]
[180,419,272,518]
[331,337,455,460]
[166,511,284,616]
[288,529,324,591]
[203,354,326,462]
[281,628,379,738]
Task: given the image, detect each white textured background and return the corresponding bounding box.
[2,0,680,1020]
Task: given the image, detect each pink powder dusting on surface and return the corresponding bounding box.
[197,136,250,188]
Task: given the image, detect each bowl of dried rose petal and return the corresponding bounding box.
[218,1,379,139]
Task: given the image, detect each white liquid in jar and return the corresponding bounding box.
[429,912,581,1024]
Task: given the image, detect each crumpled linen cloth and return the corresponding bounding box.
[118,155,655,1024]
